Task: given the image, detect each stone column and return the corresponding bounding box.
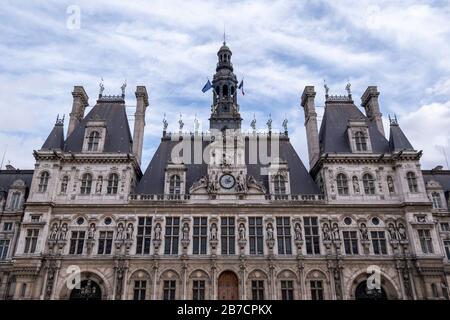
[133,86,149,165]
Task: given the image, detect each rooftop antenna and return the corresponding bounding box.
[0,145,7,170]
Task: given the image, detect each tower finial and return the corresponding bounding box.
[223,24,226,45]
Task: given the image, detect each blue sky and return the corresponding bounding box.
[0,0,449,171]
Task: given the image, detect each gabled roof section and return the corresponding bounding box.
[388,123,414,152]
[64,96,133,153]
[318,102,390,154]
[41,118,65,150]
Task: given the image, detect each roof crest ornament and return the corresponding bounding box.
[178,114,184,134]
[388,114,398,126]
[345,79,352,98]
[99,77,105,98]
[250,114,256,133]
[282,117,288,134]
[266,114,272,132]
[162,113,168,132]
[121,79,127,98]
[324,79,329,99]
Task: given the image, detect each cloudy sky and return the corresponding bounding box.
[0,0,449,171]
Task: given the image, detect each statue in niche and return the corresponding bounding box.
[154,223,162,240]
[239,223,246,241]
[182,223,190,241]
[95,176,103,194]
[49,223,59,240]
[210,223,218,241]
[59,223,68,240]
[116,223,124,240]
[126,223,134,240]
[294,223,303,241]
[266,223,274,240]
[388,223,397,240]
[88,223,96,240]
[332,223,340,240]
[322,223,331,241]
[359,223,369,240]
[352,176,360,194]
[397,223,407,240]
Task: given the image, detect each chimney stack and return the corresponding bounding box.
[133,86,149,166]
[361,86,385,137]
[67,86,89,137]
[301,86,320,169]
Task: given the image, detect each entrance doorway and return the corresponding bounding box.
[218,271,239,300]
[355,281,387,300]
[69,279,102,300]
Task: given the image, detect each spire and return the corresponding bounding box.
[41,114,65,150]
[388,115,414,152]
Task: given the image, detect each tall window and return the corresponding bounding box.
[274,174,286,195]
[418,229,433,254]
[38,172,49,192]
[371,231,387,255]
[60,176,69,194]
[192,280,205,300]
[444,240,450,259]
[363,173,375,195]
[10,192,21,210]
[221,217,235,255]
[87,131,100,151]
[343,231,359,255]
[133,280,146,300]
[193,217,207,255]
[310,280,324,300]
[24,229,39,254]
[276,217,292,255]
[304,217,320,255]
[407,172,418,193]
[355,131,367,151]
[251,280,264,300]
[107,173,119,195]
[336,173,348,195]
[0,239,10,259]
[80,173,92,195]
[281,280,294,300]
[3,222,13,231]
[169,175,181,195]
[164,217,180,255]
[163,280,176,300]
[249,217,263,255]
[431,192,442,209]
[136,217,152,255]
[97,231,113,255]
[69,231,85,255]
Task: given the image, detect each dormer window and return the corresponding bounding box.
[363,173,375,195]
[274,174,286,195]
[431,192,442,209]
[407,172,418,193]
[355,131,367,151]
[80,173,92,195]
[10,192,22,210]
[169,175,181,195]
[38,171,49,192]
[87,131,100,151]
[336,173,349,195]
[107,173,119,195]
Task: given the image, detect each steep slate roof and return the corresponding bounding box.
[63,98,133,153]
[422,170,450,202]
[0,169,34,194]
[136,135,320,195]
[318,102,390,154]
[41,122,65,150]
[388,124,415,151]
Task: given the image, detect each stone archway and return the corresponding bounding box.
[69,279,102,300]
[355,281,388,300]
[218,271,239,300]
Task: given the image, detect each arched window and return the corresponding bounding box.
[169,175,181,195]
[38,172,49,192]
[107,173,119,195]
[10,192,21,210]
[274,175,286,195]
[387,176,395,194]
[222,85,228,99]
[336,173,348,195]
[80,173,92,195]
[407,172,418,193]
[61,175,69,194]
[87,131,100,151]
[363,173,375,195]
[355,131,367,151]
[431,192,442,209]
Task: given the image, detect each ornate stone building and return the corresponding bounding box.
[0,43,449,300]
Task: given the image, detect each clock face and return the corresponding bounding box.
[219,174,236,189]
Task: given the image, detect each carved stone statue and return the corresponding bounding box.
[388,223,397,240]
[282,118,288,133]
[126,223,134,240]
[397,223,407,240]
[239,223,246,241]
[266,223,274,240]
[332,223,340,240]
[266,115,272,132]
[210,223,218,241]
[235,172,246,193]
[322,223,331,241]
[182,223,190,241]
[345,81,352,96]
[352,176,360,194]
[120,80,127,95]
[99,79,105,96]
[294,223,303,241]
[50,223,59,240]
[162,114,168,132]
[88,223,96,240]
[154,223,162,240]
[359,223,369,240]
[95,176,103,194]
[59,223,68,240]
[116,223,124,240]
[250,115,256,132]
